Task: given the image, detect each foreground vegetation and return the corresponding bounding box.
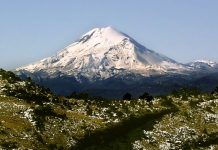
[0,69,217,149]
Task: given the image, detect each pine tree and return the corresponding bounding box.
[139,92,153,102]
[122,93,132,100]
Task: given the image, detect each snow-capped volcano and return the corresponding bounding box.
[15,27,218,98]
[17,26,185,80]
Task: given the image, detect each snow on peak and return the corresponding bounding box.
[78,26,127,46]
[17,27,185,79]
[82,26,125,39]
[189,60,217,68]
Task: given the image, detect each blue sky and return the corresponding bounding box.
[0,0,218,69]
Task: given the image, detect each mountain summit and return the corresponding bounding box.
[16,27,218,98]
[17,27,185,80]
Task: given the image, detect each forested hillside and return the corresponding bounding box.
[0,69,217,149]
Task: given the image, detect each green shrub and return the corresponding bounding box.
[0,141,18,149]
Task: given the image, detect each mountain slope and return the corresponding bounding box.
[17,27,186,80]
[15,27,218,98]
[187,60,218,73]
